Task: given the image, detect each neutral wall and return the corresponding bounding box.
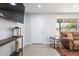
[0,13,27,55]
[26,13,79,44]
[0,18,17,40]
[0,18,17,56]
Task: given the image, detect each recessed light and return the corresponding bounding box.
[10,3,16,6]
[38,4,42,8]
[73,5,78,7]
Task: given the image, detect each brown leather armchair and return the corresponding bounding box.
[60,31,79,50]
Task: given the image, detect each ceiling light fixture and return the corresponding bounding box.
[10,3,16,6]
[0,13,4,16]
[38,4,42,8]
[73,5,78,7]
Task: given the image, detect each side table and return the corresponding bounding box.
[49,36,60,48]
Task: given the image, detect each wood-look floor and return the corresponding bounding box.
[23,44,60,56]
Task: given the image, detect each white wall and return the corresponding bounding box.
[0,18,17,56]
[0,18,17,40]
[0,13,27,55]
[26,13,79,44]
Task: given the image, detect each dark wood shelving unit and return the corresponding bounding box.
[10,48,23,56]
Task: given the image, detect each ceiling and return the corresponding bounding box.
[24,3,79,13]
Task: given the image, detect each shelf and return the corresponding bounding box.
[0,35,23,46]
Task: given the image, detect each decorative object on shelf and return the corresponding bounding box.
[15,39,20,53]
[12,27,21,37]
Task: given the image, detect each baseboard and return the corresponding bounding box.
[31,42,50,45]
[25,42,50,45]
[43,42,50,44]
[32,43,43,45]
[26,42,32,44]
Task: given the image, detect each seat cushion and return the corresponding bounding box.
[73,37,79,40]
[72,32,79,36]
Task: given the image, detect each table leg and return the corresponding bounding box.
[21,37,23,56]
[54,38,55,48]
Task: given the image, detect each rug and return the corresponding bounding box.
[56,46,79,56]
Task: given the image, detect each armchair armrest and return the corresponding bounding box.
[68,39,74,50]
[61,38,74,50]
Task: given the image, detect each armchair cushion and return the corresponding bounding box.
[73,37,79,40]
[72,32,79,36]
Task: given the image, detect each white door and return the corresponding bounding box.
[31,16,45,43]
